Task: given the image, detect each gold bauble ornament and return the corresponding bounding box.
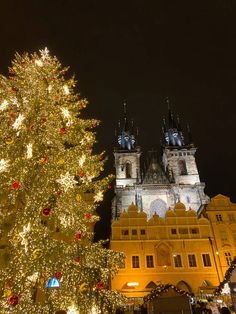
[5,138,14,145]
[76,194,81,202]
[13,234,21,243]
[3,289,12,297]
[79,282,88,293]
[57,159,65,164]
[32,248,43,259]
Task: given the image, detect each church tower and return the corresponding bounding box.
[114,102,141,187]
[112,100,209,221]
[161,98,200,185]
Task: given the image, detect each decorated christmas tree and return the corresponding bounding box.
[0,48,125,313]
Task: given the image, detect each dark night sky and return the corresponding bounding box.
[1,0,236,238]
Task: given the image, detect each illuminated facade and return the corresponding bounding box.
[112,102,209,221]
[111,196,236,297]
[110,103,235,298]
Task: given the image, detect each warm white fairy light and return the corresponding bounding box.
[0,159,9,173]
[94,191,103,202]
[0,100,9,111]
[35,59,43,67]
[27,272,39,283]
[79,155,86,167]
[60,214,75,228]
[26,143,33,159]
[10,96,19,107]
[19,223,31,253]
[48,85,52,93]
[61,107,70,119]
[12,114,25,130]
[67,304,79,314]
[56,172,77,192]
[63,85,70,95]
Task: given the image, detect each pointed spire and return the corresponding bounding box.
[115,102,137,151]
[187,123,193,144]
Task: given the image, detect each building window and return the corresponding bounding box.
[186,196,190,203]
[178,160,187,175]
[228,214,235,222]
[216,214,222,222]
[225,252,232,266]
[173,254,182,267]
[179,228,188,234]
[121,229,129,236]
[140,229,146,235]
[188,254,197,267]
[190,228,199,234]
[146,255,154,268]
[202,254,211,267]
[125,162,132,178]
[132,229,137,236]
[220,230,227,241]
[171,228,177,235]
[132,256,140,268]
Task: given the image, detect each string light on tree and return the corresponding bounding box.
[26,143,33,159]
[0,159,9,172]
[0,48,126,313]
[0,100,9,111]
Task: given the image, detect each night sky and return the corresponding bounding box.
[1,1,235,239]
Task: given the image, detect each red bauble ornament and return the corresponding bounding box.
[74,256,80,264]
[96,281,104,290]
[79,171,85,178]
[107,184,112,189]
[99,154,104,161]
[42,208,51,216]
[60,127,66,134]
[11,182,20,190]
[85,213,91,219]
[55,272,61,279]
[8,295,19,306]
[10,112,16,122]
[75,231,82,241]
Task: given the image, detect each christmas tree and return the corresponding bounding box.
[0,48,125,313]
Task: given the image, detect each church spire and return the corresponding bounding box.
[162,98,189,147]
[116,102,137,151]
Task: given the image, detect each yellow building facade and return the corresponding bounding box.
[111,195,236,299]
[204,194,236,281]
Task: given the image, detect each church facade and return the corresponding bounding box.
[110,104,236,300]
[112,102,209,221]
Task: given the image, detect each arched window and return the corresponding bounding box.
[178,159,187,175]
[176,280,192,292]
[125,162,132,178]
[156,243,171,266]
[150,199,167,219]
